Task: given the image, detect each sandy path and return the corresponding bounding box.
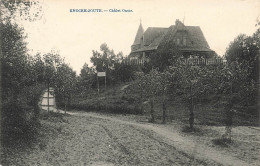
[39,90,257,166]
[3,112,219,165]
[67,111,255,166]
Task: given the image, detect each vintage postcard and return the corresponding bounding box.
[1,0,259,165]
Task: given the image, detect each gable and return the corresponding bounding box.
[159,25,213,52]
[185,26,210,49]
[131,20,214,54]
[143,27,168,46]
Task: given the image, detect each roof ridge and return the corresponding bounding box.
[147,27,168,29]
[185,26,201,27]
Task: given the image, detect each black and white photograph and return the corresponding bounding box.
[0,0,259,165]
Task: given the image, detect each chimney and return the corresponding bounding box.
[175,19,180,25]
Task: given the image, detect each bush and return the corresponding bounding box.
[212,138,232,147]
[1,100,38,146]
[70,95,143,115]
[113,63,139,82]
[1,84,45,147]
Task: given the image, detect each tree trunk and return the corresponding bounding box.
[35,72,38,86]
[225,97,233,142]
[63,88,66,114]
[189,111,194,129]
[141,104,144,115]
[68,93,71,108]
[162,100,166,124]
[140,93,144,115]
[224,83,234,142]
[189,84,194,129]
[162,76,167,124]
[47,80,50,114]
[150,99,155,123]
[33,94,39,117]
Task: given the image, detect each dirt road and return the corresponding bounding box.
[70,111,254,166]
[5,109,256,166]
[10,112,218,166]
[5,90,253,165]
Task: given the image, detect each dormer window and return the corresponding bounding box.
[183,37,186,46]
[176,38,180,45]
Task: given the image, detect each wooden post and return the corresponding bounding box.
[225,81,233,141]
[65,101,67,114]
[150,98,155,123]
[97,76,99,95]
[189,82,194,129]
[64,89,67,114]
[162,73,166,124]
[105,75,106,91]
[105,75,107,111]
[47,80,50,114]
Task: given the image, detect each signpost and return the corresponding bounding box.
[97,71,107,111]
[97,72,106,77]
[47,83,50,113]
[97,72,106,94]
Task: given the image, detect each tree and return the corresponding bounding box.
[1,0,43,22]
[219,60,258,141]
[32,53,45,85]
[0,0,45,146]
[79,63,95,89]
[1,0,45,97]
[165,58,227,129]
[157,70,172,123]
[91,43,114,85]
[149,39,180,71]
[42,50,64,89]
[113,62,137,82]
[80,63,94,78]
[139,69,161,122]
[225,33,259,81]
[127,69,170,123]
[224,31,259,110]
[91,43,116,72]
[54,63,77,112]
[169,63,202,129]
[90,43,126,85]
[1,21,30,98]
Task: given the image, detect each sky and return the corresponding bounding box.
[21,0,260,74]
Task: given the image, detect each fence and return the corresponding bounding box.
[121,57,226,66]
[121,57,148,66]
[182,57,227,65]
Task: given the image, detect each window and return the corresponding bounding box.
[176,38,180,45]
[183,37,186,46]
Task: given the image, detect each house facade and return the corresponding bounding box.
[130,19,215,59]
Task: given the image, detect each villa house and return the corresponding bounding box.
[130,19,215,59]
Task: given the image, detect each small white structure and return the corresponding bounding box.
[41,87,56,112]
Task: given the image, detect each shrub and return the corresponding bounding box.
[1,84,45,147]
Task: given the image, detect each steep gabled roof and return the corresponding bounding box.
[160,25,176,44]
[132,27,167,53]
[161,25,212,51]
[143,27,168,46]
[184,26,210,49]
[133,23,144,45]
[131,20,214,53]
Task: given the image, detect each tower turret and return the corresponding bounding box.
[131,21,144,52]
